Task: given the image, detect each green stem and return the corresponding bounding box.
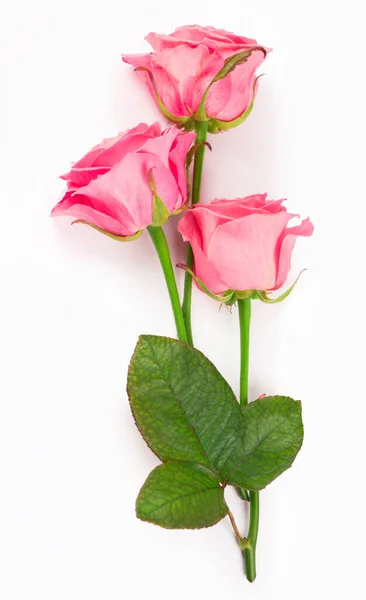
[243,491,259,583]
[181,120,209,345]
[238,299,251,408]
[191,121,209,206]
[147,225,187,343]
[237,298,259,583]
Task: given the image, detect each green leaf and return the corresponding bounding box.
[136,461,227,529]
[224,396,304,490]
[128,335,245,479]
[128,336,304,491]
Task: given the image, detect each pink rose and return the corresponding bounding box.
[51,123,195,238]
[178,195,314,295]
[122,25,268,130]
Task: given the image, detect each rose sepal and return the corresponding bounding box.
[256,270,306,304]
[72,220,143,242]
[208,75,263,133]
[177,264,236,304]
[176,262,305,306]
[134,67,190,125]
[194,47,266,131]
[183,141,213,200]
[210,46,267,84]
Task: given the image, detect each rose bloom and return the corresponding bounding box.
[51,123,195,237]
[178,195,314,294]
[122,25,268,126]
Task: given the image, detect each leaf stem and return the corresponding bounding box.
[147,225,187,343]
[227,506,248,547]
[237,298,259,582]
[182,120,209,345]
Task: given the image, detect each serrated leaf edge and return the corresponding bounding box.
[225,396,304,489]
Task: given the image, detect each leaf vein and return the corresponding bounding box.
[145,338,220,480]
[142,486,221,516]
[224,418,296,483]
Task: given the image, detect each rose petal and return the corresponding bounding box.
[206,49,266,121]
[51,192,135,236]
[178,207,203,248]
[90,123,161,168]
[153,45,222,115]
[64,123,160,175]
[139,125,181,168]
[191,238,228,295]
[188,207,228,254]
[168,131,196,203]
[208,212,293,291]
[122,54,169,115]
[146,26,258,52]
[150,160,181,213]
[178,211,227,294]
[61,166,109,189]
[274,217,314,290]
[198,195,270,220]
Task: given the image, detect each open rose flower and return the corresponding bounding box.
[122,25,268,131]
[178,194,313,300]
[51,123,195,239]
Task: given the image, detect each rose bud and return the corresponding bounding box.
[178,194,313,303]
[122,25,268,133]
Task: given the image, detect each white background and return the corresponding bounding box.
[1,1,365,598]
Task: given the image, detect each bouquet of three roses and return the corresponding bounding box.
[52,25,313,583]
